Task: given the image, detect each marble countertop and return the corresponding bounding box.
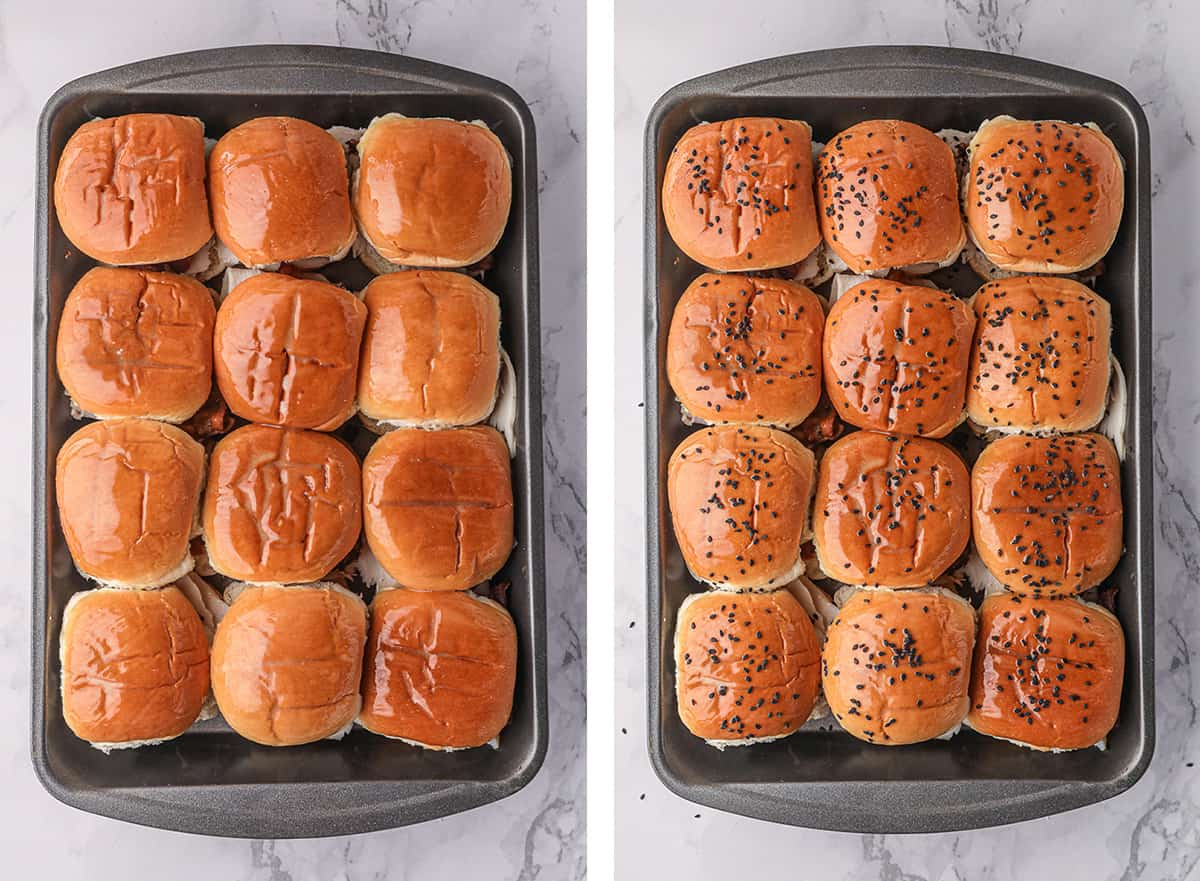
[615,0,1200,878]
[0,1,584,879]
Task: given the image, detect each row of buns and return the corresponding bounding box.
[54,112,511,272]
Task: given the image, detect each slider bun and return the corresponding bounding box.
[60,586,210,748]
[822,588,975,745]
[202,425,362,584]
[56,419,205,588]
[359,589,517,748]
[56,267,215,422]
[816,119,965,274]
[675,588,820,745]
[823,280,975,437]
[971,433,1122,596]
[362,426,513,591]
[211,583,366,746]
[53,114,212,265]
[357,271,501,427]
[214,272,367,430]
[209,117,356,267]
[967,275,1111,433]
[661,117,821,271]
[964,117,1124,274]
[667,425,816,590]
[354,115,511,268]
[813,430,970,587]
[666,273,823,428]
[967,592,1124,750]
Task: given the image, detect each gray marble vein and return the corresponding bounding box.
[615,0,1200,878]
[0,0,584,878]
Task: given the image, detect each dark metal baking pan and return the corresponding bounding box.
[644,46,1153,833]
[33,45,546,838]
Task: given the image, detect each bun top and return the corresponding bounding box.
[202,425,362,584]
[362,426,514,591]
[661,117,821,271]
[357,271,501,426]
[210,584,366,747]
[209,117,356,267]
[822,588,976,745]
[359,589,517,748]
[60,586,210,746]
[964,117,1124,273]
[813,431,970,587]
[675,588,821,744]
[823,280,975,437]
[53,114,212,265]
[354,115,512,268]
[56,267,215,422]
[972,433,1123,596]
[967,275,1111,432]
[967,592,1125,750]
[816,119,965,273]
[214,272,367,430]
[666,273,824,428]
[56,419,205,588]
[667,425,816,590]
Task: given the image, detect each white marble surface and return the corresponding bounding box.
[0,1,584,878]
[616,1,1200,878]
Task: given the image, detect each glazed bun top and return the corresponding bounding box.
[967,592,1125,750]
[822,588,976,745]
[823,280,975,437]
[666,273,824,428]
[667,425,816,591]
[813,430,970,587]
[675,588,821,744]
[964,117,1124,274]
[56,267,215,422]
[208,116,356,267]
[971,433,1123,596]
[214,272,367,431]
[966,275,1112,433]
[661,117,821,271]
[816,119,965,274]
[54,114,212,266]
[354,115,512,268]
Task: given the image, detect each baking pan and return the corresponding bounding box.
[644,46,1153,833]
[33,45,547,838]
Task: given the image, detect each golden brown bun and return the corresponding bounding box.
[972,433,1122,596]
[56,419,205,588]
[675,589,820,744]
[667,425,816,590]
[209,117,356,267]
[353,115,511,268]
[666,273,823,428]
[816,120,965,273]
[967,275,1111,432]
[202,425,362,584]
[56,267,215,422]
[60,586,210,746]
[822,588,975,745]
[823,280,975,437]
[358,271,501,426]
[967,592,1124,750]
[362,427,513,591]
[359,589,517,747]
[211,584,366,746]
[662,118,821,271]
[964,117,1124,274]
[813,431,969,587]
[214,273,366,430]
[53,114,212,265]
